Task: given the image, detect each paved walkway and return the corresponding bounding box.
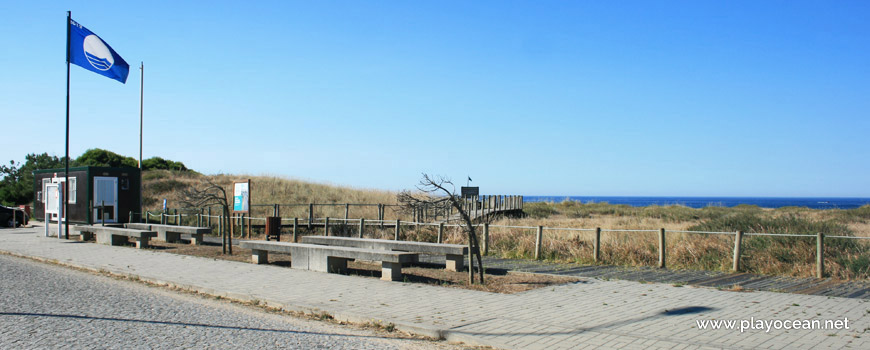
[2,226,868,349]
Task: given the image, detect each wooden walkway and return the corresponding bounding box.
[443,195,524,223]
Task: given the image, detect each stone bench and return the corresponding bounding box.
[73,225,157,249]
[301,236,473,272]
[239,241,418,281]
[48,225,99,241]
[126,223,211,245]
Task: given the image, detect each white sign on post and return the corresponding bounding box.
[44,183,58,237]
[233,180,250,213]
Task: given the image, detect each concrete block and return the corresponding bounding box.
[381,262,403,281]
[308,248,331,272]
[445,254,463,272]
[251,249,268,264]
[134,237,150,249]
[190,233,203,245]
[290,246,310,270]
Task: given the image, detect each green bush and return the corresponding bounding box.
[523,202,557,218]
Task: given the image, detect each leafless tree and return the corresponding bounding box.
[180,177,232,254]
[399,173,485,284]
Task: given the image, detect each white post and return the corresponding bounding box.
[57,183,64,239]
[44,210,50,237]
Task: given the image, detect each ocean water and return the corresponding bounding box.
[523,196,870,210]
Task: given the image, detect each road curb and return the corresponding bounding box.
[0,247,452,341]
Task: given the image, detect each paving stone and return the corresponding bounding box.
[2,226,868,349]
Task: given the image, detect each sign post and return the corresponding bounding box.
[233,180,251,214]
[45,183,59,237]
[460,186,479,198]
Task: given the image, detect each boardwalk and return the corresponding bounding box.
[444,194,524,223]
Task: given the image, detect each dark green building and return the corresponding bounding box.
[33,166,141,224]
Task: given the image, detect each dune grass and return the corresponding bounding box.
[142,170,401,220]
[489,201,870,279]
[142,172,870,279]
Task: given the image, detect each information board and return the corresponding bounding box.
[233,180,251,213]
[461,186,479,198]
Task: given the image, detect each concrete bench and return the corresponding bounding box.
[126,223,211,245]
[301,236,473,272]
[48,225,98,241]
[239,241,418,281]
[74,225,157,249]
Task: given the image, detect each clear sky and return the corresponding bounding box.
[2,1,869,197]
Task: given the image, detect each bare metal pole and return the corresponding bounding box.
[64,11,71,239]
[138,62,143,221]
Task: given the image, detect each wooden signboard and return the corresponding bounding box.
[461,186,479,198]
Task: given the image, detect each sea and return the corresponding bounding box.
[523,196,870,210]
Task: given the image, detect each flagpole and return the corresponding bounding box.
[139,62,143,222]
[64,10,71,239]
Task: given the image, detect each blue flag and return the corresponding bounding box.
[68,18,129,83]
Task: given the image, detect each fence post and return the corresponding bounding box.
[817,232,825,278]
[594,227,601,262]
[293,217,298,242]
[308,203,314,229]
[218,214,223,241]
[324,217,330,236]
[358,218,365,238]
[658,228,666,268]
[207,207,211,227]
[535,226,543,260]
[732,231,744,272]
[241,214,246,238]
[345,203,349,220]
[379,204,384,227]
[483,223,489,256]
[438,222,444,243]
[395,219,401,240]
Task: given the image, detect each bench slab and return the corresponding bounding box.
[240,241,417,281]
[301,236,472,271]
[72,225,156,249]
[126,223,211,245]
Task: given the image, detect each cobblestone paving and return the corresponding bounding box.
[0,251,461,349]
[4,226,869,349]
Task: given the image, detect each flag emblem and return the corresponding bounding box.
[83,35,114,71]
[69,19,129,83]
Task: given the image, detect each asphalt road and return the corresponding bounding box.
[0,253,463,349]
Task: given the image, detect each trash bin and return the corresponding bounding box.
[265,217,281,241]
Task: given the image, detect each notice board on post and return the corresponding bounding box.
[233,180,251,213]
[461,186,479,198]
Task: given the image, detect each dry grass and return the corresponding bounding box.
[142,170,401,220]
[488,201,870,280]
[141,172,870,280]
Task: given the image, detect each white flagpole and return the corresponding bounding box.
[138,62,144,222]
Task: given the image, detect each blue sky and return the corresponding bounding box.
[2,1,869,197]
